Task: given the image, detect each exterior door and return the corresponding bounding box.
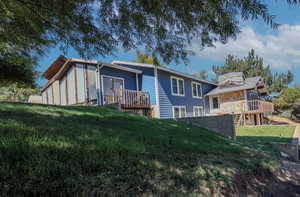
[102,76,124,104]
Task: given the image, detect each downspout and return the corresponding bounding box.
[154,66,160,118]
[96,63,104,106]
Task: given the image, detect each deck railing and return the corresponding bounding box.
[243,100,274,113]
[217,99,273,114]
[104,89,150,108]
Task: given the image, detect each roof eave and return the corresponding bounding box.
[112,61,217,86]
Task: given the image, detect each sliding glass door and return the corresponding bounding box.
[102,76,124,104]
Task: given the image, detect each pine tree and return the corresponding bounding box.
[212,49,293,93]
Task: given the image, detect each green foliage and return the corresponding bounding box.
[0,83,39,102]
[0,102,279,196]
[273,88,300,110]
[199,70,208,80]
[212,49,293,93]
[134,50,163,66]
[1,0,300,84]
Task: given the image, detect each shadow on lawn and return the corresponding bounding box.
[237,136,294,144]
[1,103,298,196]
[0,104,244,196]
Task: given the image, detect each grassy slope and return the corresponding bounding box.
[0,102,279,196]
[236,126,295,151]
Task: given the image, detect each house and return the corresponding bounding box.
[41,56,216,118]
[205,72,274,125]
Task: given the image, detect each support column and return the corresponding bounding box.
[136,73,139,91]
[257,113,261,125]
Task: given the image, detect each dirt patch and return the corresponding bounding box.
[267,116,300,126]
[226,162,300,197]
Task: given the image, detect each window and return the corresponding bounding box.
[193,106,204,117]
[59,77,67,105]
[47,85,53,104]
[192,82,202,98]
[86,65,97,100]
[102,76,124,104]
[76,64,86,103]
[171,76,185,96]
[67,66,76,104]
[172,106,186,118]
[212,97,219,109]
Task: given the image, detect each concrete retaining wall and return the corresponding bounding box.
[174,114,236,139]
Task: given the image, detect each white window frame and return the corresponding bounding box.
[193,106,204,117]
[212,96,220,109]
[191,82,202,99]
[101,75,125,105]
[172,106,186,118]
[170,76,185,96]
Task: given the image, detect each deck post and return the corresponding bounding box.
[136,73,139,91]
[243,90,248,111]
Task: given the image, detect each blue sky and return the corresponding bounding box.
[37,1,300,86]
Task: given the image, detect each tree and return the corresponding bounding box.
[199,70,208,80]
[0,83,39,102]
[135,51,163,66]
[212,49,293,93]
[1,0,300,84]
[273,88,300,110]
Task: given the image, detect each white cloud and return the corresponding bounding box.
[193,25,300,70]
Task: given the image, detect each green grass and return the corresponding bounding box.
[236,126,295,151]
[0,102,280,196]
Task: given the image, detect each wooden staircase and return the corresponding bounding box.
[234,114,243,126]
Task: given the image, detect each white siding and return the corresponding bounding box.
[42,91,47,104]
[67,66,76,104]
[87,65,97,100]
[47,85,53,104]
[76,64,86,103]
[60,78,67,105]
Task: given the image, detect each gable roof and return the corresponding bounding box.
[112,61,217,86]
[206,76,264,96]
[42,57,142,92]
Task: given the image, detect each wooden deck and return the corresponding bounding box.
[104,89,150,109]
[217,99,274,114]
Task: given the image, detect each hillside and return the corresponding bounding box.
[0,102,297,196]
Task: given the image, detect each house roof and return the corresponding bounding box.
[111,61,217,86]
[206,76,264,96]
[42,57,142,92]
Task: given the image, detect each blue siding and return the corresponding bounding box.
[101,66,137,90]
[114,64,157,105]
[99,66,138,105]
[157,70,215,118]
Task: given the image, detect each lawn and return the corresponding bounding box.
[0,102,280,196]
[236,126,295,150]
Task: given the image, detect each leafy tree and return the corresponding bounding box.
[199,70,208,80]
[273,88,300,110]
[212,49,293,93]
[135,51,163,66]
[1,0,300,84]
[0,83,39,102]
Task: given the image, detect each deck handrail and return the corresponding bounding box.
[104,89,150,108]
[218,99,274,114]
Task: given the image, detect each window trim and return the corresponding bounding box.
[170,76,185,96]
[101,75,125,105]
[172,106,186,118]
[191,81,203,99]
[212,96,220,109]
[193,106,204,117]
